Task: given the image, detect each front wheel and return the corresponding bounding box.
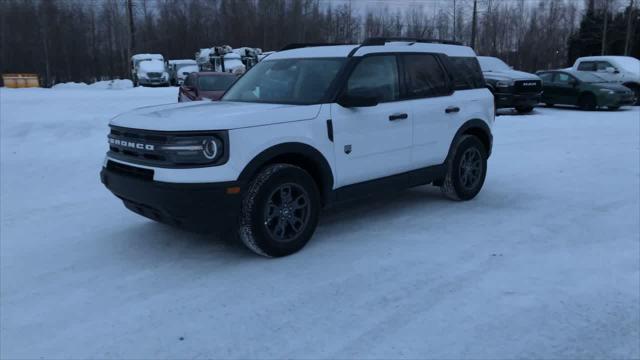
[441,135,488,201]
[238,164,320,257]
[579,93,597,111]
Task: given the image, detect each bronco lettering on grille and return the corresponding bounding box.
[109,138,155,151]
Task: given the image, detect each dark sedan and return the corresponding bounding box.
[178,72,238,102]
[536,70,636,110]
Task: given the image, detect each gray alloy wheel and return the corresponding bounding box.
[238,163,320,257]
[441,135,488,201]
[264,183,311,242]
[458,147,483,191]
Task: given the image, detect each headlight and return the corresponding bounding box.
[160,136,224,165]
[599,89,615,95]
[138,73,147,79]
[496,80,513,88]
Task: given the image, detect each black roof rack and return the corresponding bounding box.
[361,37,463,46]
[280,43,348,51]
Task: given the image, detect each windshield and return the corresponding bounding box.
[198,76,237,91]
[573,72,608,83]
[478,56,511,72]
[222,58,347,105]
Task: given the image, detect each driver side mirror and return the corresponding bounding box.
[569,78,578,87]
[337,94,379,108]
[606,67,619,74]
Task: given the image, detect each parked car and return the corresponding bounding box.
[478,56,543,114]
[572,56,640,105]
[101,38,494,257]
[536,70,636,110]
[131,54,164,87]
[167,59,198,86]
[136,60,170,87]
[178,72,238,102]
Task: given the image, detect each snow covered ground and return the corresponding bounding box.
[1,87,639,359]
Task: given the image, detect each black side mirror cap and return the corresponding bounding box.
[337,94,379,108]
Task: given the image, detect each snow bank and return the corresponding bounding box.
[89,79,133,90]
[52,79,133,90]
[52,82,88,89]
[1,87,638,359]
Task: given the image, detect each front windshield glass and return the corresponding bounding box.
[478,56,511,72]
[222,58,347,104]
[198,76,237,91]
[573,72,608,83]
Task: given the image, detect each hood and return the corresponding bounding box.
[483,69,540,81]
[110,101,322,131]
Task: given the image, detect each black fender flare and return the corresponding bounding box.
[446,119,493,160]
[238,142,334,203]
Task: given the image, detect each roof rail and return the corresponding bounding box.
[280,43,348,51]
[361,37,463,46]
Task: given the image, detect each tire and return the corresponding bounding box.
[238,164,320,257]
[578,93,597,111]
[515,106,533,114]
[624,84,640,106]
[441,135,488,201]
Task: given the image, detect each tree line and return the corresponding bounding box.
[0,0,637,87]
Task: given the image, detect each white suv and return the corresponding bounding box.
[101,38,495,257]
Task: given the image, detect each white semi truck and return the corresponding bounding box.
[131,54,166,87]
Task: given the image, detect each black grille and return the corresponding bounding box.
[108,127,169,164]
[514,80,542,94]
[147,72,162,78]
[107,160,153,181]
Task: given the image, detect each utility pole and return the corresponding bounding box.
[601,0,609,55]
[471,0,478,48]
[453,0,457,41]
[625,0,635,55]
[127,0,136,61]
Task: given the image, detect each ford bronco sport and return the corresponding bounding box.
[101,38,495,257]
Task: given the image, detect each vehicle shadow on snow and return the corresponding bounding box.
[110,185,456,260]
[534,104,637,112]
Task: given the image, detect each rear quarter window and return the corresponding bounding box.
[449,57,486,90]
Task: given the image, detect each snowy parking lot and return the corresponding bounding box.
[1,87,639,358]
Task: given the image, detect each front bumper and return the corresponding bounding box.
[494,91,542,109]
[101,161,242,233]
[600,94,637,107]
[138,78,169,86]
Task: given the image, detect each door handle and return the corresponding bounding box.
[389,113,408,121]
[445,106,460,114]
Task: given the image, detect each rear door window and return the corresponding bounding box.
[401,54,451,98]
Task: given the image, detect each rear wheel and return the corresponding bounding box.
[238,164,320,257]
[578,93,597,111]
[441,135,488,201]
[516,106,533,114]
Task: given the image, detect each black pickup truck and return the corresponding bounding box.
[478,56,543,114]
